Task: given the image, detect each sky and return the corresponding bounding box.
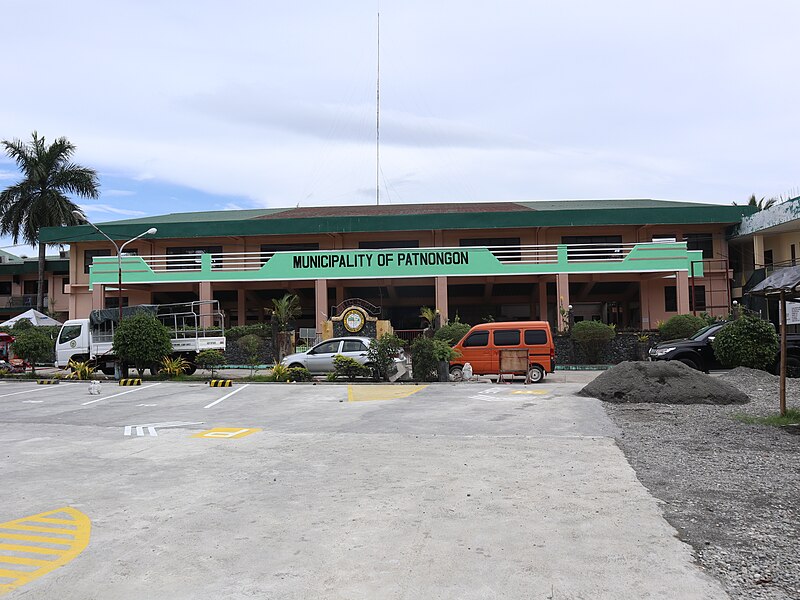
[1,0,799,255]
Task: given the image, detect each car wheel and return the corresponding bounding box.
[449,365,464,381]
[288,363,304,370]
[183,362,197,376]
[677,357,700,371]
[528,365,544,383]
[785,356,800,378]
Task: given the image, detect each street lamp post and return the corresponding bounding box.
[72,211,157,322]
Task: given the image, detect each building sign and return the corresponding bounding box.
[783,301,800,325]
[342,308,366,333]
[292,250,469,270]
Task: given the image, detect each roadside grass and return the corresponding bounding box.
[734,409,800,426]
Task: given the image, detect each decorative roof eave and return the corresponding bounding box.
[40,203,754,245]
[730,197,800,239]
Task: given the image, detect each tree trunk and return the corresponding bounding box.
[37,243,46,313]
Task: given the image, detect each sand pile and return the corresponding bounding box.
[579,361,749,404]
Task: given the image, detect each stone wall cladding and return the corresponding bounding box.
[555,332,663,365]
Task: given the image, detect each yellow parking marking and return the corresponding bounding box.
[347,385,428,402]
[511,390,549,395]
[0,507,90,596]
[192,427,262,439]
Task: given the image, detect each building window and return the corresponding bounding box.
[23,280,48,295]
[764,249,774,268]
[166,246,222,270]
[685,233,714,259]
[62,277,69,294]
[105,296,129,309]
[664,286,677,312]
[461,237,521,261]
[690,285,706,312]
[359,240,419,249]
[84,249,112,274]
[0,282,11,295]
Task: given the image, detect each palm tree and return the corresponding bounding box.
[734,194,778,211]
[0,132,99,312]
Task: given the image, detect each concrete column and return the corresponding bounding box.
[556,273,570,331]
[435,276,448,324]
[237,288,246,326]
[676,271,691,314]
[91,284,104,311]
[199,281,213,328]
[433,230,444,248]
[639,279,651,330]
[335,283,345,307]
[753,234,765,268]
[315,278,328,334]
[538,278,548,321]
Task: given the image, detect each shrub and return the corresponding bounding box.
[366,333,403,381]
[713,314,778,371]
[332,355,370,381]
[268,363,290,381]
[659,314,706,340]
[434,321,471,345]
[159,355,190,377]
[196,349,227,378]
[67,358,96,380]
[11,327,54,375]
[571,320,616,364]
[411,336,438,382]
[286,366,312,382]
[113,314,172,376]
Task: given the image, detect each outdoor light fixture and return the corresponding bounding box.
[72,210,157,322]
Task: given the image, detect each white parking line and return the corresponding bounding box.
[81,383,162,406]
[204,384,249,409]
[0,387,58,399]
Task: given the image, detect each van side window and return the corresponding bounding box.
[493,330,520,346]
[524,330,547,345]
[463,331,489,347]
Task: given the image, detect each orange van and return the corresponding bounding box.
[449,321,555,383]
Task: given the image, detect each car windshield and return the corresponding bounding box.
[689,323,725,340]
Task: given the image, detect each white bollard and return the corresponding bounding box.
[88,380,102,395]
[462,362,473,381]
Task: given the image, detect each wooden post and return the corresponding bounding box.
[780,290,787,417]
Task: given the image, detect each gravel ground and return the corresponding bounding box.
[602,367,800,600]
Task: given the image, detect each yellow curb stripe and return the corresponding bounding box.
[0,507,90,596]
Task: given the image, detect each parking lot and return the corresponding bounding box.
[1,378,728,599]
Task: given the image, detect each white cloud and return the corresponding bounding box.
[78,204,146,216]
[103,189,136,197]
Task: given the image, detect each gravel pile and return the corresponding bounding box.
[580,360,749,404]
[604,367,800,599]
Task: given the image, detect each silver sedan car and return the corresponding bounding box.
[281,336,375,374]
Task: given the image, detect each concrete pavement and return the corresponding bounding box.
[0,379,727,599]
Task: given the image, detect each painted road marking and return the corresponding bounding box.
[347,384,428,402]
[0,387,58,399]
[511,390,549,395]
[81,382,162,406]
[192,427,262,439]
[123,421,204,437]
[136,404,157,407]
[204,384,249,409]
[0,507,90,596]
[22,400,44,404]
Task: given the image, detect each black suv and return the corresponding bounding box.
[648,322,728,372]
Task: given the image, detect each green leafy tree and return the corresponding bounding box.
[112,313,172,376]
[366,333,403,381]
[433,320,471,345]
[713,314,778,371]
[659,314,706,340]
[410,336,438,382]
[571,320,616,364]
[237,334,262,376]
[270,293,302,331]
[196,349,227,378]
[10,327,54,375]
[733,194,777,211]
[0,132,99,312]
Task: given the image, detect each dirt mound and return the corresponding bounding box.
[579,361,749,404]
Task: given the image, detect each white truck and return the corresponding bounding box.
[55,301,226,375]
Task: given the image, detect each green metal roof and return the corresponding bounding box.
[40,199,756,244]
[0,257,69,275]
